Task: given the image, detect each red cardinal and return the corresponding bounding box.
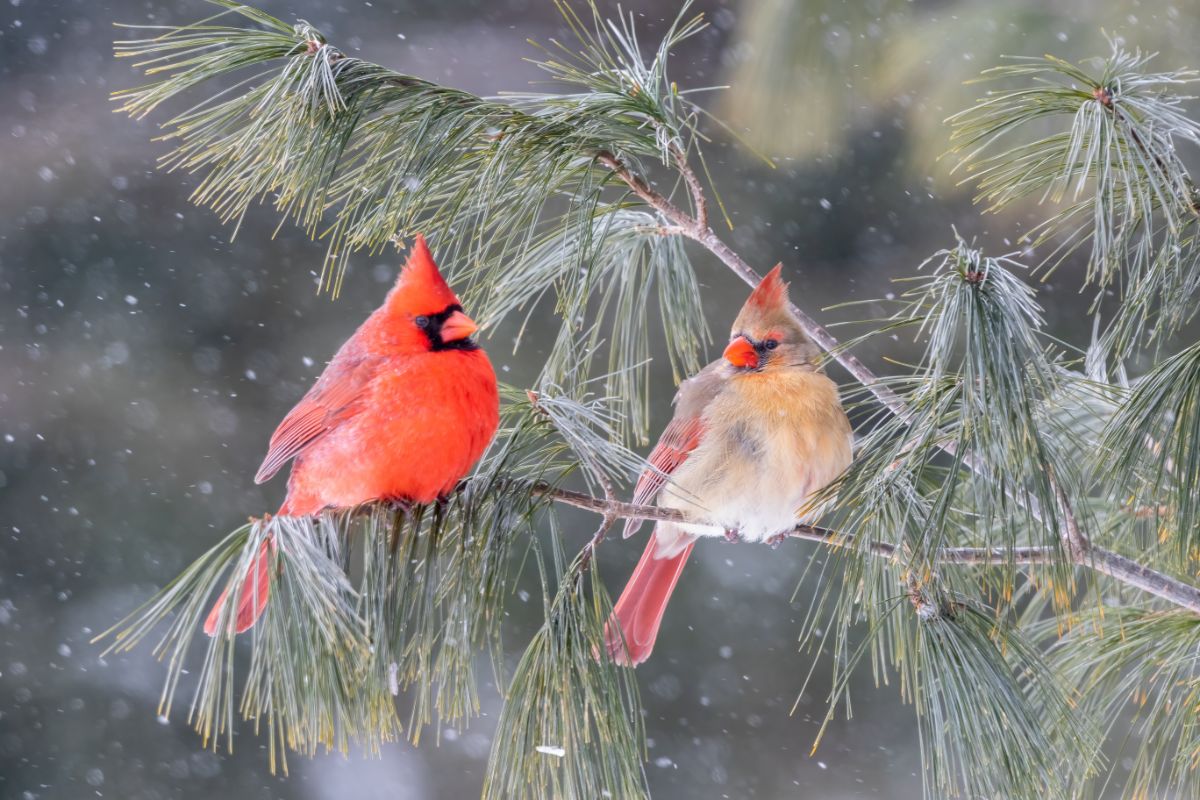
[204,234,499,635]
[604,265,853,666]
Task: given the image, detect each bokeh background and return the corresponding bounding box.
[3,1,1199,798]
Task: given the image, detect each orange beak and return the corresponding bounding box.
[439,309,479,343]
[723,335,758,369]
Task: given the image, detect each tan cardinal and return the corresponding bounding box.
[603,265,853,666]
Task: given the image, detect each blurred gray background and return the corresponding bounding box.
[3,1,1199,798]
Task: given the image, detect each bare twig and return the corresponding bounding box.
[1085,549,1200,610]
[669,142,707,229]
[579,467,617,571]
[1050,474,1089,560]
[593,149,1200,616]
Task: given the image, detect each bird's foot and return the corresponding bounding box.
[765,532,789,549]
[388,499,414,516]
[723,528,743,543]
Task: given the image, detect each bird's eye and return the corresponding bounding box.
[764,338,780,350]
[415,315,430,329]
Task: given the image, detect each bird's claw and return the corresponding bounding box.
[724,528,742,543]
[765,532,788,549]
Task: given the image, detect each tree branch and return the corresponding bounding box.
[534,483,1200,612]
[578,458,618,571]
[538,483,1052,564]
[1084,548,1200,611]
[1050,473,1089,560]
[592,150,1200,615]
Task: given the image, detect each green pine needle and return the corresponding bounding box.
[1100,339,1200,567]
[1046,608,1200,798]
[947,42,1200,365]
[95,491,546,772]
[483,541,646,800]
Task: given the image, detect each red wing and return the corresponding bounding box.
[622,415,704,539]
[623,360,725,539]
[253,355,381,484]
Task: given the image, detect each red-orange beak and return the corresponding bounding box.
[723,335,758,369]
[440,309,479,343]
[441,309,477,343]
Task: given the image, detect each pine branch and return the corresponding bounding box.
[794,555,1095,800]
[906,602,1088,799]
[947,44,1200,364]
[483,539,646,799]
[1100,339,1200,566]
[539,483,1056,564]
[112,4,1200,614]
[525,390,619,571]
[535,483,1200,611]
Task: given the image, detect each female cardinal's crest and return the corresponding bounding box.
[389,233,461,313]
[745,263,789,311]
[731,263,814,353]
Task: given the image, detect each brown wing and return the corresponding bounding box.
[253,354,381,484]
[622,360,726,539]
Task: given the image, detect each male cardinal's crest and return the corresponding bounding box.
[204,235,499,635]
[390,234,460,313]
[604,264,852,665]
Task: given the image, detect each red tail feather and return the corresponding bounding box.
[203,537,272,636]
[604,530,694,666]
